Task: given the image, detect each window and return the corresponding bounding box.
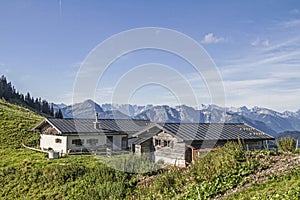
[55,138,62,143]
[163,140,172,147]
[155,139,173,148]
[106,136,113,148]
[155,139,161,146]
[122,137,127,149]
[86,139,98,146]
[72,139,84,146]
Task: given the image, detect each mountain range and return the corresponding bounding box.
[57,99,300,136]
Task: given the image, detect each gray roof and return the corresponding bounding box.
[132,123,274,143]
[158,123,274,141]
[33,118,151,135]
[130,126,162,145]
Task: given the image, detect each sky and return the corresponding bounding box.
[0,0,300,112]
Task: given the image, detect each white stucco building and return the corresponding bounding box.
[32,117,151,155]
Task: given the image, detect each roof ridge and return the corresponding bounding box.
[48,118,150,121]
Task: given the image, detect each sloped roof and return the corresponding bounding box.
[130,126,162,145]
[133,123,274,143]
[32,118,152,134]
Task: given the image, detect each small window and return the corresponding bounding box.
[86,139,98,146]
[122,137,127,149]
[55,138,62,143]
[163,140,168,147]
[163,140,172,148]
[155,139,161,146]
[72,139,84,146]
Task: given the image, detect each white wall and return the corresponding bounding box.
[67,134,126,151]
[40,134,127,154]
[153,132,186,167]
[40,134,67,154]
[67,134,107,151]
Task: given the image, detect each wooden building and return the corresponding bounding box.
[130,123,274,167]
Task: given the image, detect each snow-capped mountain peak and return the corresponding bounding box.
[59,99,300,136]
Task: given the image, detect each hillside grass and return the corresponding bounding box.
[0,99,42,149]
[0,99,136,199]
[225,167,300,200]
[0,99,300,199]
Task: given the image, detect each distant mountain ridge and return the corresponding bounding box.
[56,99,300,136]
[276,131,300,142]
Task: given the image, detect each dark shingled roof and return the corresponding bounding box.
[33,118,151,134]
[130,126,162,145]
[131,123,274,144]
[158,123,274,141]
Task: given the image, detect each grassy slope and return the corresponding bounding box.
[0,99,43,168]
[0,99,42,148]
[0,99,299,199]
[0,100,130,199]
[225,167,300,200]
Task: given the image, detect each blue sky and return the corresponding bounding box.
[0,0,300,112]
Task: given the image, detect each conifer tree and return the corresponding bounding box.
[55,109,63,119]
[50,104,54,117]
[0,75,55,116]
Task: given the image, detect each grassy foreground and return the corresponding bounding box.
[0,99,299,199]
[0,99,134,199]
[225,167,300,200]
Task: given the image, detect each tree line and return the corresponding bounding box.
[0,75,63,118]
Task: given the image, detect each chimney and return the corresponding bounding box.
[95,112,99,122]
[94,112,100,129]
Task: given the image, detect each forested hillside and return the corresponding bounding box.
[0,75,57,117]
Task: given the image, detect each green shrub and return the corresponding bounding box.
[277,137,297,152]
[133,141,256,199]
[294,149,300,154]
[190,141,245,181]
[180,159,260,199]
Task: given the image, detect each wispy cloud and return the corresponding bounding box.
[279,19,300,28]
[262,37,299,52]
[250,38,260,46]
[201,33,225,44]
[217,21,300,111]
[262,40,270,46]
[289,9,299,15]
[251,38,269,46]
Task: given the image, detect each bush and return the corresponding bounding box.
[190,141,245,181]
[294,149,300,154]
[276,137,297,153]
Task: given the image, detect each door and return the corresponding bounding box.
[185,147,193,164]
[106,136,113,150]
